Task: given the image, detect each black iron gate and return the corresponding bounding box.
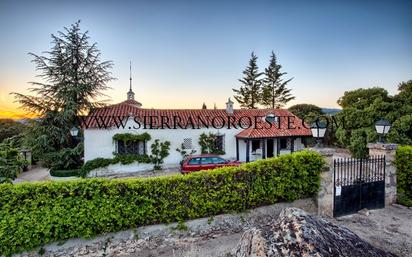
[333,155,385,217]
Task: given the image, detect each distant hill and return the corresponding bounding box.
[321,108,341,115]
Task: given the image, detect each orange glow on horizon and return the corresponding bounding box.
[0,109,38,120]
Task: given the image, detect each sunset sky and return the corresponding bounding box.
[0,0,411,119]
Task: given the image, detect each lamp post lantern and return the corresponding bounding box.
[70,126,79,137]
[311,121,327,147]
[375,119,391,143]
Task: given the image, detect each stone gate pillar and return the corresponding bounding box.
[313,148,335,217]
[367,143,398,206]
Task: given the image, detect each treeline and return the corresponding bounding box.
[287,80,412,158]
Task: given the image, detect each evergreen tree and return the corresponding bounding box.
[202,102,207,109]
[12,21,114,168]
[233,52,263,109]
[261,52,294,108]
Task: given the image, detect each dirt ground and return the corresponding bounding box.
[125,205,412,257]
[13,165,50,183]
[134,233,241,257]
[332,205,412,257]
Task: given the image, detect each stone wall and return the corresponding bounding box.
[14,198,316,257]
[367,143,398,205]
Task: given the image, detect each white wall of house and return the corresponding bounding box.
[84,118,242,164]
[84,118,307,167]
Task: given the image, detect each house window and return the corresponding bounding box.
[183,138,192,149]
[117,141,144,155]
[251,140,261,153]
[215,135,225,152]
[280,138,287,150]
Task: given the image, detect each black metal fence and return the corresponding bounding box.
[333,156,385,217]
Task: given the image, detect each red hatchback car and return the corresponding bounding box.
[180,154,241,174]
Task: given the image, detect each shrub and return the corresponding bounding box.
[395,146,412,207]
[44,143,84,171]
[150,139,171,170]
[49,169,81,177]
[0,147,26,181]
[176,143,196,161]
[0,150,324,255]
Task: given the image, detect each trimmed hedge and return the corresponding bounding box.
[49,169,81,177]
[0,150,324,255]
[395,146,412,207]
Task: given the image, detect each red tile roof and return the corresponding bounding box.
[235,122,312,138]
[83,101,311,138]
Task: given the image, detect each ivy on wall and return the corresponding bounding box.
[112,132,151,143]
[80,154,151,177]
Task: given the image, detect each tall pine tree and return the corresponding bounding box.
[233,52,263,109]
[261,52,294,108]
[12,21,114,169]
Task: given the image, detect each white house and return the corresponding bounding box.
[82,86,312,173]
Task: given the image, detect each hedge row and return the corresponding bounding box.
[0,150,324,255]
[49,169,81,177]
[395,146,412,207]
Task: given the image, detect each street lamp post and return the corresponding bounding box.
[311,121,327,147]
[70,126,80,144]
[375,119,391,143]
[70,126,79,137]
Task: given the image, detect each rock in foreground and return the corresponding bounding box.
[234,207,397,257]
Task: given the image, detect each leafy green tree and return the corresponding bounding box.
[150,139,171,170]
[0,119,26,143]
[233,52,263,109]
[335,82,412,157]
[12,21,114,169]
[261,52,294,108]
[337,87,389,109]
[393,80,412,116]
[387,115,412,145]
[288,104,322,120]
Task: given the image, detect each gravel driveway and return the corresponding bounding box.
[332,205,412,257]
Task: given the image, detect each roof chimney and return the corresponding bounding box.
[226,97,234,114]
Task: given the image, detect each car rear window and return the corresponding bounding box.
[212,157,226,164]
[188,158,201,165]
[201,157,213,164]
